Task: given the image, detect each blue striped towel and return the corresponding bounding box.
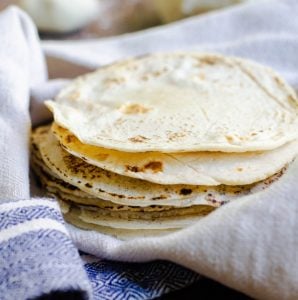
[0,200,91,299]
[0,199,200,299]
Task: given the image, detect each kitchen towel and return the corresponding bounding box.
[0,7,90,300]
[1,0,298,299]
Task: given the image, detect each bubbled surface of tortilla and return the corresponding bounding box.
[46,53,298,153]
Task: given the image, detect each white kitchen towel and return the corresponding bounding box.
[39,1,298,299]
[0,7,92,300]
[4,0,298,299]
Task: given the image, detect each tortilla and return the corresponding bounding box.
[62,199,213,221]
[32,159,215,224]
[62,202,209,229]
[52,123,298,185]
[30,155,249,208]
[32,158,198,212]
[31,125,288,207]
[65,212,176,240]
[46,52,298,153]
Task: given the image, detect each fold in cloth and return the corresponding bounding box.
[0,8,91,300]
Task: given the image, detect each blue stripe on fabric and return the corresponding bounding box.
[0,229,91,300]
[0,205,64,230]
[83,256,201,300]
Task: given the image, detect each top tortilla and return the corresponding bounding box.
[46,52,298,153]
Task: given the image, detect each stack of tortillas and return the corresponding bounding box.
[31,53,298,240]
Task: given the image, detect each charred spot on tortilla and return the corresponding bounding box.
[143,161,163,173]
[180,188,193,196]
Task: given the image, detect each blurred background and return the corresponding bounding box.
[0,0,258,39]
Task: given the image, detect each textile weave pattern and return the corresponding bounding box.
[82,256,201,300]
[0,199,91,300]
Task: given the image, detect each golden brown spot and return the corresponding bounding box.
[65,135,75,144]
[103,77,125,86]
[237,167,243,172]
[37,127,48,135]
[200,57,217,65]
[108,192,125,198]
[143,161,163,173]
[57,125,66,132]
[225,135,234,143]
[125,165,140,173]
[127,195,145,200]
[288,95,298,103]
[168,132,186,141]
[119,103,151,115]
[250,132,257,136]
[96,153,109,161]
[63,153,100,177]
[126,161,163,174]
[129,136,149,143]
[151,195,167,200]
[274,76,282,85]
[151,70,162,77]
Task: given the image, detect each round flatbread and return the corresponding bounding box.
[46,52,298,153]
[61,199,213,222]
[63,202,209,230]
[52,123,298,185]
[30,155,253,208]
[32,158,207,212]
[65,214,176,240]
[32,125,288,207]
